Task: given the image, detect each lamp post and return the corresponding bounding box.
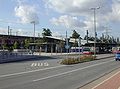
[31,21,36,55]
[91,7,100,57]
[31,21,36,43]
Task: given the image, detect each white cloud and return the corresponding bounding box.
[107,0,120,22]
[0,27,34,36]
[46,0,115,32]
[46,0,112,16]
[15,1,39,24]
[16,0,27,5]
[0,28,7,34]
[50,15,106,33]
[50,15,86,29]
[52,32,61,37]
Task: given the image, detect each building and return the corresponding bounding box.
[0,34,117,53]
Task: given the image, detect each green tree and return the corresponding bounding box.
[100,33,105,43]
[13,41,18,49]
[59,40,65,53]
[24,39,30,49]
[2,43,8,49]
[29,38,33,43]
[42,28,52,42]
[84,35,88,40]
[86,36,94,41]
[71,30,80,48]
[71,30,80,39]
[42,28,52,37]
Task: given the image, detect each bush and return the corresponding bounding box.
[60,55,96,65]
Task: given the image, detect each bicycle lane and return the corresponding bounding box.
[92,71,120,89]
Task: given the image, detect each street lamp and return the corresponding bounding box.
[31,21,36,43]
[91,7,100,57]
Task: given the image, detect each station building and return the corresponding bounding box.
[0,34,118,53]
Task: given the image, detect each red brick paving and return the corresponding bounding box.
[93,72,120,89]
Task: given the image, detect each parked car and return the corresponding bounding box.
[83,48,93,55]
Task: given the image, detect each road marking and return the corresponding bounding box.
[0,65,66,78]
[92,70,120,89]
[33,60,114,82]
[31,62,49,67]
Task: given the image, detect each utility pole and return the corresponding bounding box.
[8,26,10,35]
[31,21,36,43]
[31,21,36,54]
[10,29,12,35]
[65,30,69,59]
[91,7,100,57]
[86,30,89,44]
[78,36,81,60]
[66,31,69,53]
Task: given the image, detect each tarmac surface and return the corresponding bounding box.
[0,53,119,89]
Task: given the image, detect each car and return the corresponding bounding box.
[83,51,93,55]
[115,52,120,61]
[82,48,93,55]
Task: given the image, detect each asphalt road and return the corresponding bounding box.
[0,56,120,89]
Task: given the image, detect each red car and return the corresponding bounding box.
[82,48,93,55]
[83,51,93,55]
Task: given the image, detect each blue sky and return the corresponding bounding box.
[0,0,120,38]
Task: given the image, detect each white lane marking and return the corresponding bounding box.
[33,60,114,82]
[0,65,65,78]
[92,70,120,89]
[31,62,49,67]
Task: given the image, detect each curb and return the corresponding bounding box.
[96,56,114,60]
[0,55,114,64]
[0,56,38,64]
[78,66,120,89]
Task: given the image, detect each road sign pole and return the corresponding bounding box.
[78,36,81,60]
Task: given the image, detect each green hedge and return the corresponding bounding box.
[60,55,96,65]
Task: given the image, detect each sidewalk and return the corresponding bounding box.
[80,67,120,89]
[92,70,120,89]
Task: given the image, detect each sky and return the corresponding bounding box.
[0,0,120,38]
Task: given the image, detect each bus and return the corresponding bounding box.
[70,47,99,54]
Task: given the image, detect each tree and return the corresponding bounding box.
[42,28,52,37]
[100,33,105,43]
[42,28,52,42]
[59,40,65,53]
[88,36,95,41]
[84,35,88,40]
[71,30,80,39]
[24,39,30,49]
[71,30,80,48]
[13,41,18,49]
[29,38,33,43]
